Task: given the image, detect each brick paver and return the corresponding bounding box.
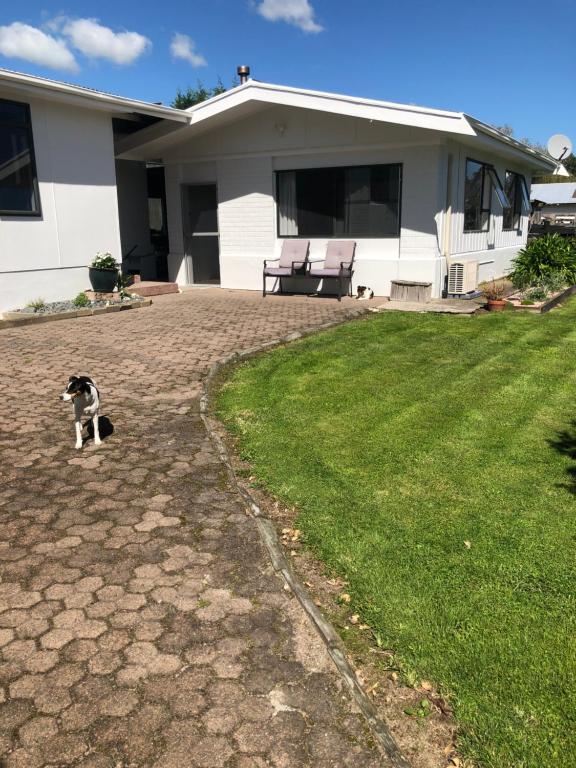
[0,290,385,767]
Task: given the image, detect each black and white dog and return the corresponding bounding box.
[356,286,374,300]
[59,376,101,450]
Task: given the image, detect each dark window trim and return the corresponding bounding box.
[502,169,525,231]
[275,162,402,239]
[463,157,493,234]
[0,98,42,218]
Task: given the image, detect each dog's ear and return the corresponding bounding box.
[68,375,78,382]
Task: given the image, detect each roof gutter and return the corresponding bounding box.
[465,115,556,170]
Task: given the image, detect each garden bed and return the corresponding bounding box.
[0,296,150,328]
[507,284,576,313]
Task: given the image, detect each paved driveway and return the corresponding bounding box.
[0,290,384,768]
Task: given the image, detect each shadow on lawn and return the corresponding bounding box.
[548,421,576,494]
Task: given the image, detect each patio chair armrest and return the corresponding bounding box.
[307,259,324,263]
[263,258,280,267]
[340,262,353,271]
[291,260,306,269]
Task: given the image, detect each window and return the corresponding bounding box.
[503,171,530,230]
[464,158,512,233]
[0,98,40,215]
[464,159,492,232]
[276,163,402,238]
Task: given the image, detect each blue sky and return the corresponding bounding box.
[0,0,574,145]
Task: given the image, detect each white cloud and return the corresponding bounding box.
[0,22,78,72]
[170,33,207,67]
[255,0,323,33]
[62,18,151,65]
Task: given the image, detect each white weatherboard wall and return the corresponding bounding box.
[0,93,121,313]
[161,106,446,297]
[447,143,532,284]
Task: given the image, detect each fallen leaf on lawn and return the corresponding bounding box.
[464,540,471,549]
[339,593,351,604]
[420,680,433,691]
[359,624,370,630]
[449,758,461,767]
[304,581,313,588]
[350,614,360,624]
[366,682,379,695]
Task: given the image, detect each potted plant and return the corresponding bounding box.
[483,279,508,312]
[88,252,119,293]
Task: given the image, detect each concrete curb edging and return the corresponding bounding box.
[200,306,411,768]
[0,298,152,329]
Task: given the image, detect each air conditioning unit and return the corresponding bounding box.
[447,261,478,296]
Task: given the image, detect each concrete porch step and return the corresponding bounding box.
[129,281,179,297]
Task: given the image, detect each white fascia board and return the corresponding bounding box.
[187,81,475,136]
[0,69,188,122]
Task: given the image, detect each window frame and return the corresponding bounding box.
[502,170,527,231]
[463,158,495,233]
[0,98,41,217]
[275,162,402,239]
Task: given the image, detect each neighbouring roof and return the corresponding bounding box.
[0,68,188,122]
[531,183,576,204]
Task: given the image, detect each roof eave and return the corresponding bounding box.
[465,115,556,171]
[0,69,189,123]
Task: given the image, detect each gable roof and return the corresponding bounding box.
[0,68,556,171]
[531,183,576,204]
[121,80,556,170]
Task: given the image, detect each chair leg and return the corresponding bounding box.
[263,273,266,297]
[338,275,343,302]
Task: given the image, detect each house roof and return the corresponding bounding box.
[531,183,576,204]
[119,80,556,171]
[0,68,555,171]
[0,68,188,122]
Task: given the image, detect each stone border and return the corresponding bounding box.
[200,306,411,768]
[0,298,151,330]
[508,284,576,314]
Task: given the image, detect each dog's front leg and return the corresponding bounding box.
[74,419,83,450]
[93,413,102,446]
[73,399,84,449]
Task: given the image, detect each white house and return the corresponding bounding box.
[0,68,555,313]
[0,68,186,313]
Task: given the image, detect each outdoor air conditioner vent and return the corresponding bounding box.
[448,261,478,295]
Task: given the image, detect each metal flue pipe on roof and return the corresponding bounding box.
[237,65,250,84]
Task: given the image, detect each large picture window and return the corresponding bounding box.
[277,163,401,238]
[0,99,40,216]
[503,171,530,230]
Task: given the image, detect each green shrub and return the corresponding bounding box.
[26,298,45,312]
[509,235,576,290]
[73,292,90,308]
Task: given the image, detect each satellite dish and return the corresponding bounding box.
[547,134,573,161]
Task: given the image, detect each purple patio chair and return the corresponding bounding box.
[263,240,310,297]
[307,241,356,301]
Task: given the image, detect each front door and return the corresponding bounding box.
[182,184,220,284]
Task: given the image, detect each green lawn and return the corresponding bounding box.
[216,301,576,768]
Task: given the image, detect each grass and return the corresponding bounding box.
[216,301,576,768]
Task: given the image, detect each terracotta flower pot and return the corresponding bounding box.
[486,299,507,312]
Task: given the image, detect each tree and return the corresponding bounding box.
[491,124,546,153]
[171,79,227,109]
[563,154,576,176]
